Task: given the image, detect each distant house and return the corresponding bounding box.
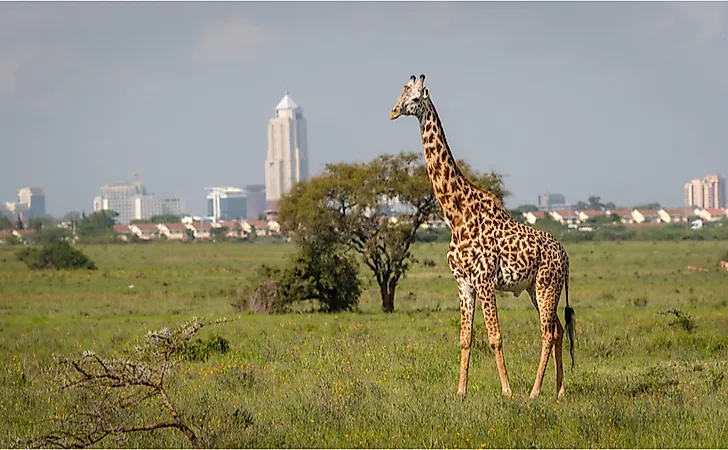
[632,209,660,224]
[243,220,270,236]
[695,208,727,222]
[522,211,546,225]
[658,208,695,223]
[129,223,160,241]
[215,220,244,238]
[113,224,133,241]
[186,222,214,239]
[158,223,188,240]
[607,209,634,224]
[268,220,281,234]
[576,210,606,223]
[549,210,579,225]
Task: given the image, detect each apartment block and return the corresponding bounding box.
[684,174,725,209]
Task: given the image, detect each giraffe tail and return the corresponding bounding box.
[564,266,576,370]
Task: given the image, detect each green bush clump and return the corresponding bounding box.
[237,241,362,314]
[16,241,97,270]
[183,335,231,362]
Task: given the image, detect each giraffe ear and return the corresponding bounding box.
[423,88,430,99]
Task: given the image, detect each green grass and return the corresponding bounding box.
[1,240,728,448]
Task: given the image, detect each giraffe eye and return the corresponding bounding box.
[411,97,420,103]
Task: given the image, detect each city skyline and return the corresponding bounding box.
[2,3,728,216]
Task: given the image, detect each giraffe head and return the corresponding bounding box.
[389,74,430,121]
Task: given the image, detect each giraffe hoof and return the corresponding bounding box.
[501,389,512,398]
[529,391,540,401]
[456,390,467,401]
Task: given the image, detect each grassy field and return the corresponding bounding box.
[1,240,728,448]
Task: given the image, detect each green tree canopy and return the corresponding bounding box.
[278,151,508,312]
[131,214,182,225]
[77,211,118,238]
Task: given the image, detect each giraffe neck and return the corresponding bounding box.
[420,102,468,224]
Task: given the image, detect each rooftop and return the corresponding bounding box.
[275,91,298,110]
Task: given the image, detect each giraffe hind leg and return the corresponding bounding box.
[552,315,565,399]
[529,283,562,400]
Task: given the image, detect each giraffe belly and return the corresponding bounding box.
[495,264,533,294]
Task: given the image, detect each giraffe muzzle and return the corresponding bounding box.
[390,111,400,120]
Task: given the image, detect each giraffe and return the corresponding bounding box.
[389,74,575,400]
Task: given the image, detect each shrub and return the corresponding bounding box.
[422,258,437,268]
[660,308,697,333]
[284,241,362,312]
[16,241,97,270]
[238,241,362,314]
[183,334,231,362]
[249,279,289,314]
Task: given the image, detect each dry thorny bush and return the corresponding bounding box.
[23,317,229,449]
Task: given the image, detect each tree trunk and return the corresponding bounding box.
[380,279,397,313]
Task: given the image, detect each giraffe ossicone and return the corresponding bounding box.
[390,73,576,400]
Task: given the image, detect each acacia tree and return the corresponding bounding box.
[278,152,508,313]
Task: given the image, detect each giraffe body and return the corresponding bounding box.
[390,74,575,400]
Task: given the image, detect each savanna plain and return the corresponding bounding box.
[1,240,728,448]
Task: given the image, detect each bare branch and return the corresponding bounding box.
[26,317,230,449]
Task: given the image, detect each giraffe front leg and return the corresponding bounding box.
[455,277,476,399]
[529,292,558,400]
[477,281,512,397]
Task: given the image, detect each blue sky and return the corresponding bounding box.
[1,2,727,215]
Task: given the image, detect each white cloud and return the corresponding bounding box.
[189,15,266,64]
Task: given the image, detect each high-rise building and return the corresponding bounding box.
[206,187,247,221]
[537,192,567,211]
[243,184,266,220]
[684,178,703,208]
[684,175,725,209]
[94,173,185,224]
[265,91,309,213]
[17,187,46,219]
[702,174,726,209]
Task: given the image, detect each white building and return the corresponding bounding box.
[135,195,186,220]
[93,174,185,224]
[205,187,247,221]
[265,91,309,212]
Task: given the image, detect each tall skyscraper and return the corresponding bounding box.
[265,91,309,213]
[702,174,726,209]
[684,178,703,208]
[685,174,725,209]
